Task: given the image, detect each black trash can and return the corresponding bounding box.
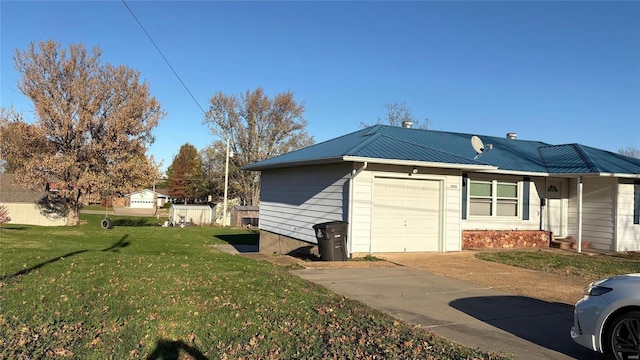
[313,221,348,261]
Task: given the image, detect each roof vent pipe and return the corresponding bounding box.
[506,132,517,139]
[402,120,413,128]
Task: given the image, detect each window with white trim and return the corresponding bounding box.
[469,180,519,217]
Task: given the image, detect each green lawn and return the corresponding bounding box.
[1,215,508,359]
[476,250,640,280]
[82,204,113,211]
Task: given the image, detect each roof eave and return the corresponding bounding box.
[342,156,498,171]
[476,169,549,177]
[547,172,640,179]
[243,157,345,171]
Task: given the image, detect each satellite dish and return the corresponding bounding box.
[471,135,493,159]
[471,136,485,154]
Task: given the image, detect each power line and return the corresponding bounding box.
[121,0,207,115]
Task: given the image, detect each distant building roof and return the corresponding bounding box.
[125,189,170,198]
[0,173,46,203]
[245,125,640,177]
[232,205,259,211]
[170,204,212,210]
[154,189,170,197]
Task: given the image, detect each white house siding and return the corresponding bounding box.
[259,163,352,244]
[567,177,616,251]
[350,164,460,253]
[461,174,543,231]
[616,180,640,251]
[445,175,462,251]
[2,203,67,226]
[351,169,373,253]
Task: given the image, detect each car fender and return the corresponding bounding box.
[594,298,640,352]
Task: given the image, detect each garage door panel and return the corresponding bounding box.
[371,177,441,252]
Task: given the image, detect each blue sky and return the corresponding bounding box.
[2,1,639,172]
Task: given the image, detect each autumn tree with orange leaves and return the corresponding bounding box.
[166,143,207,204]
[0,40,164,225]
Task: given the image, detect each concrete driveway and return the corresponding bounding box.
[292,265,605,360]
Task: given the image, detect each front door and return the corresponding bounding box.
[546,181,564,238]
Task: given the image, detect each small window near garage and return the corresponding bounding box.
[469,180,519,218]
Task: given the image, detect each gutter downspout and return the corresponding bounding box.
[577,176,583,253]
[348,161,368,258]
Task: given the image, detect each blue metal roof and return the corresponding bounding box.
[539,144,640,174]
[245,125,640,176]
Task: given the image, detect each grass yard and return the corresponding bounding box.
[1,214,508,359]
[476,250,640,280]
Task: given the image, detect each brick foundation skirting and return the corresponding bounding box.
[462,230,551,249]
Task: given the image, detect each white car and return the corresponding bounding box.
[571,274,640,360]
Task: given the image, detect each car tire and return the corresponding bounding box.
[609,310,640,360]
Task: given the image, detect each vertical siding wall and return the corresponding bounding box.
[2,203,67,226]
[351,169,373,253]
[350,165,461,253]
[259,163,352,244]
[616,180,640,251]
[568,177,616,251]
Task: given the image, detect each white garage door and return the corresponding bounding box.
[371,177,442,252]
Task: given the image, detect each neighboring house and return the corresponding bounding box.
[0,173,67,226]
[169,204,214,225]
[125,189,169,209]
[245,125,640,255]
[154,189,170,207]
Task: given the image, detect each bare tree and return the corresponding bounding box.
[361,102,430,129]
[203,87,314,206]
[619,146,640,158]
[0,40,164,225]
[200,145,223,199]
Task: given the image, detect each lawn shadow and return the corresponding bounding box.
[146,339,207,360]
[101,234,130,252]
[111,217,154,227]
[214,232,259,246]
[1,226,27,231]
[0,235,131,281]
[450,295,607,359]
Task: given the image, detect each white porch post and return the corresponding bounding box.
[577,176,583,253]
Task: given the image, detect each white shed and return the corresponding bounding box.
[170,204,213,225]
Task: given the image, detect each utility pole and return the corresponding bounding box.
[223,138,230,226]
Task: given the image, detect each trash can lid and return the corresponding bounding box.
[313,220,347,229]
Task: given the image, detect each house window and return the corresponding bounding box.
[469,180,519,217]
[469,181,492,216]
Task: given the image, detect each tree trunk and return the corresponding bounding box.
[66,207,79,226]
[66,189,82,226]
